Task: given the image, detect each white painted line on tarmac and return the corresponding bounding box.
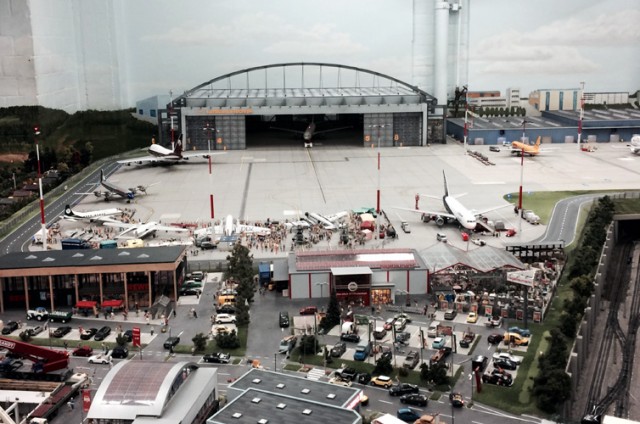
[377,400,393,405]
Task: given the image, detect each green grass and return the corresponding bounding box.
[174,326,248,357]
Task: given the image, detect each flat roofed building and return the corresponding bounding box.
[209,369,362,424]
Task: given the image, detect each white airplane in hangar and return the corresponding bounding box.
[193,215,271,239]
[117,135,225,166]
[395,171,511,232]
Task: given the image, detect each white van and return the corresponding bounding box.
[427,320,441,338]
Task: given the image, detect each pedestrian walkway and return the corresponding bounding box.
[306,367,326,381]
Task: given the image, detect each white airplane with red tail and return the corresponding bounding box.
[117,135,225,165]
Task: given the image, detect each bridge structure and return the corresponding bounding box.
[165,62,440,150]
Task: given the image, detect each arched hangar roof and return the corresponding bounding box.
[174,62,436,109]
[87,361,199,420]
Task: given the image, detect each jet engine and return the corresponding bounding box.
[93,191,102,198]
[435,216,445,226]
[421,214,431,223]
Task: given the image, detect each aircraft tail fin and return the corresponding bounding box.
[100,169,105,182]
[534,136,541,148]
[442,170,450,197]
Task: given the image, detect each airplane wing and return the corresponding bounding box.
[314,126,352,135]
[117,155,163,165]
[180,151,226,159]
[270,126,305,135]
[325,211,349,222]
[150,224,189,233]
[472,203,513,217]
[393,206,456,220]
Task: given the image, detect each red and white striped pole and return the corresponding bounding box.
[577,82,585,150]
[34,126,47,251]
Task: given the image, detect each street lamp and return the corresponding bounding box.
[368,124,386,215]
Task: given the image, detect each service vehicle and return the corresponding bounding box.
[48,311,73,323]
[400,221,411,233]
[26,307,49,321]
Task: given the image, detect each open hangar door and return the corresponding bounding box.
[245,113,363,148]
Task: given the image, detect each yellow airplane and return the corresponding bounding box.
[509,136,547,156]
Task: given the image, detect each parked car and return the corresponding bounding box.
[94,326,111,341]
[489,145,501,152]
[52,326,72,338]
[494,358,518,370]
[111,346,129,359]
[370,375,393,388]
[299,306,318,315]
[21,326,44,338]
[485,316,503,328]
[444,309,457,320]
[122,329,133,342]
[279,311,290,328]
[471,355,489,372]
[179,287,202,296]
[400,393,428,407]
[190,271,205,281]
[482,371,513,386]
[200,241,217,250]
[466,312,478,323]
[340,333,361,343]
[397,407,422,423]
[394,313,412,323]
[182,280,203,289]
[373,327,387,340]
[503,332,530,346]
[395,332,411,344]
[450,392,465,407]
[389,383,419,396]
[394,318,407,332]
[164,336,180,349]
[335,367,357,381]
[432,337,446,349]
[377,347,393,363]
[215,314,236,324]
[88,354,112,364]
[508,326,531,337]
[330,342,347,358]
[72,345,94,357]
[383,318,395,331]
[216,304,236,314]
[329,377,352,387]
[357,373,372,385]
[403,350,420,369]
[203,352,231,364]
[1,321,19,335]
[80,328,98,340]
[493,351,523,365]
[487,333,504,344]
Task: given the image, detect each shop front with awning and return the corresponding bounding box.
[331,267,372,307]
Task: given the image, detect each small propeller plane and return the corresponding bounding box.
[104,220,189,239]
[193,215,271,239]
[61,204,124,224]
[508,136,556,156]
[117,134,225,166]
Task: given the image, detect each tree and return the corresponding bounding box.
[299,334,320,355]
[373,356,393,376]
[192,333,208,352]
[226,244,255,303]
[320,291,341,332]
[216,329,240,349]
[115,333,128,346]
[234,294,250,326]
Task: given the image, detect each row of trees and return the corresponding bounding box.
[531,196,615,413]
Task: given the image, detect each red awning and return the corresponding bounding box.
[102,299,124,308]
[76,300,97,309]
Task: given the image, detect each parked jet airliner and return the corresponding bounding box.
[117,135,225,165]
[62,204,123,223]
[193,215,271,239]
[395,171,510,231]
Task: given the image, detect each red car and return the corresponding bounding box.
[72,345,94,357]
[299,306,318,315]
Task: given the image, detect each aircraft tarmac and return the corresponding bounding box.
[55,138,640,259]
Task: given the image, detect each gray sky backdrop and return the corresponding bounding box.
[121,0,640,101]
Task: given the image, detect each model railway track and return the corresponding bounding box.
[584,243,633,417]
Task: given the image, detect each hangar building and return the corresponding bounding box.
[159,63,442,149]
